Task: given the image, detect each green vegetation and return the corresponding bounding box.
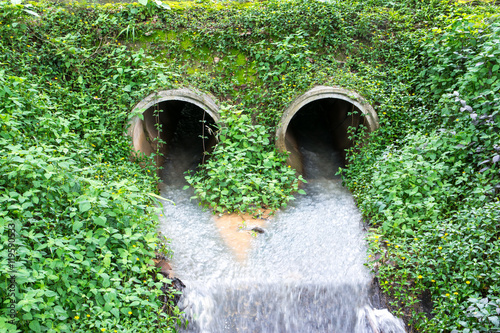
[0,0,499,332]
[185,106,305,214]
[342,11,500,331]
[0,2,183,332]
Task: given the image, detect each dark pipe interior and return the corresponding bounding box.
[287,98,363,177]
[143,101,217,183]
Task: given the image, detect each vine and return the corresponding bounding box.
[0,0,499,332]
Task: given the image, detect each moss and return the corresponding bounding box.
[180,36,193,50]
[166,30,177,41]
[236,53,247,66]
[164,0,196,10]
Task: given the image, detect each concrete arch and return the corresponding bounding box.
[276,86,379,174]
[127,88,220,167]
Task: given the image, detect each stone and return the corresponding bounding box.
[153,256,174,278]
[250,226,265,234]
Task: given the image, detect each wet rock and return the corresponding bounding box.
[153,254,186,312]
[369,277,388,310]
[420,289,434,319]
[163,277,186,306]
[153,256,174,278]
[250,226,265,234]
[159,276,186,314]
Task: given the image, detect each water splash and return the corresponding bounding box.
[158,133,405,333]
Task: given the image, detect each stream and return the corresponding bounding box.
[157,123,406,332]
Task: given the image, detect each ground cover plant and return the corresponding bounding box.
[0,0,499,332]
[0,2,184,332]
[341,5,500,332]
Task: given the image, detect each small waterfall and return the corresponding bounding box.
[158,128,405,333]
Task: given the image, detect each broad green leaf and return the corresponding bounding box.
[79,201,91,213]
[101,273,110,287]
[111,308,120,318]
[93,216,107,226]
[29,320,41,333]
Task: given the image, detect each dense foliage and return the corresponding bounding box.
[0,0,499,332]
[185,106,305,214]
[342,7,500,333]
[0,2,182,332]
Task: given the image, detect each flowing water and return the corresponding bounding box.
[158,125,405,332]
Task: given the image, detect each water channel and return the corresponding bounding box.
[157,106,405,332]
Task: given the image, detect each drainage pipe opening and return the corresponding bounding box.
[276,86,379,176]
[128,89,220,177]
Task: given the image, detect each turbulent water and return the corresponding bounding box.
[158,129,405,333]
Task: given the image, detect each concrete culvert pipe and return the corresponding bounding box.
[127,89,220,172]
[276,86,379,175]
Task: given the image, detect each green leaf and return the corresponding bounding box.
[93,216,107,226]
[111,308,120,318]
[120,307,132,315]
[29,320,41,333]
[54,305,68,320]
[73,221,83,232]
[45,290,57,297]
[103,254,111,267]
[138,0,148,5]
[489,316,499,327]
[23,9,39,17]
[147,192,175,205]
[101,273,110,287]
[79,201,91,213]
[154,0,171,9]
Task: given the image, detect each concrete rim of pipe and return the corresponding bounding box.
[276,86,379,152]
[275,86,379,174]
[127,88,220,163]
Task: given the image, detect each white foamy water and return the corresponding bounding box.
[157,131,405,333]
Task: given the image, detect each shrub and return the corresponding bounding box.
[185,106,305,214]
